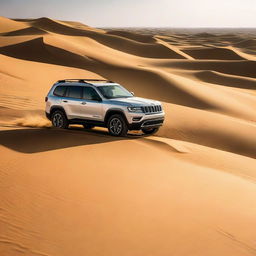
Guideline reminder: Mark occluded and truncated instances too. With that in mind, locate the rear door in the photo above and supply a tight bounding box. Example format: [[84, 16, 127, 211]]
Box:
[[79, 87, 104, 121], [61, 86, 83, 119]]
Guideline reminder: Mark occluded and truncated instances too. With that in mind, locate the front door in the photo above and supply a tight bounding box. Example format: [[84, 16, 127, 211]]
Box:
[[62, 86, 83, 119], [79, 87, 103, 121]]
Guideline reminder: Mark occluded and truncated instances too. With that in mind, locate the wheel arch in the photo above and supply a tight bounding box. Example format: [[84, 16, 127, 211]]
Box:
[[50, 106, 68, 119], [104, 108, 128, 124]]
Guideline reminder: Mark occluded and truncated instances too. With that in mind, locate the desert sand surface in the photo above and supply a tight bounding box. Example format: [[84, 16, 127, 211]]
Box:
[[0, 17, 256, 256]]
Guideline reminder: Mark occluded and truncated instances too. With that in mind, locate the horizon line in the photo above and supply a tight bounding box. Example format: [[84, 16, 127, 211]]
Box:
[[3, 16, 256, 30]]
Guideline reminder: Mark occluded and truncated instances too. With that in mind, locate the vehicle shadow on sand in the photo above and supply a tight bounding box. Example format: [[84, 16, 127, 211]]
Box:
[[0, 127, 145, 154]]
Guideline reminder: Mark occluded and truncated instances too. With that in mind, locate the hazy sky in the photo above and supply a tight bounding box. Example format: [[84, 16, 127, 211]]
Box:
[[1, 0, 256, 27]]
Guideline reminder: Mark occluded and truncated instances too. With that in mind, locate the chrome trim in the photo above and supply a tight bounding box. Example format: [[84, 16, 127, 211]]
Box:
[[141, 118, 164, 128], [141, 105, 162, 115]]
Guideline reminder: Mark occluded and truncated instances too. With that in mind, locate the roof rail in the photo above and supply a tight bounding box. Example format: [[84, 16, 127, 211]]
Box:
[[57, 79, 114, 84]]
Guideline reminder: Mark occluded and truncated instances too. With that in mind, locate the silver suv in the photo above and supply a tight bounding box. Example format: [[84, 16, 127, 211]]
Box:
[[45, 79, 165, 136]]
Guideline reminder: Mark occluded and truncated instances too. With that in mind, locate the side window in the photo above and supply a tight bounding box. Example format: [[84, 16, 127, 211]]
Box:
[[66, 86, 83, 99], [53, 86, 67, 97], [83, 87, 101, 101]]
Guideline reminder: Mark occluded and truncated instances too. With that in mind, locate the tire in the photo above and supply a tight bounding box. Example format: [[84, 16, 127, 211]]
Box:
[[83, 124, 95, 129], [142, 127, 159, 135], [51, 110, 69, 129], [107, 114, 128, 136]]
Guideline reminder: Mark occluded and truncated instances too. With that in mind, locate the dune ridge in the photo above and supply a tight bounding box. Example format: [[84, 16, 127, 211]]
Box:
[[2, 26, 48, 36], [0, 16, 256, 256]]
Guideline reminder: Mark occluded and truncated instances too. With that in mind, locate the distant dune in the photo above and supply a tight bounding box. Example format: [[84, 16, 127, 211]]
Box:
[[183, 47, 245, 60], [0, 16, 256, 256], [0, 16, 28, 33]]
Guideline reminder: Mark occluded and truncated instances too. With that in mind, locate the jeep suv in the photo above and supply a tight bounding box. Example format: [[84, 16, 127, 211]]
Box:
[[45, 79, 165, 136]]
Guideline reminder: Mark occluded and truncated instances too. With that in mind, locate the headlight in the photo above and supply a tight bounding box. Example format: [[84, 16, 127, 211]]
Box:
[[127, 106, 143, 113]]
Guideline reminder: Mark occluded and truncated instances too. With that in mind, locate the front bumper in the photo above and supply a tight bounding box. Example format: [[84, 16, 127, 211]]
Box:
[[126, 110, 165, 130], [128, 117, 164, 130]]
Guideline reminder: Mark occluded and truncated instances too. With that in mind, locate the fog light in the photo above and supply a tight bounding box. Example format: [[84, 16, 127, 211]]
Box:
[[132, 116, 142, 121]]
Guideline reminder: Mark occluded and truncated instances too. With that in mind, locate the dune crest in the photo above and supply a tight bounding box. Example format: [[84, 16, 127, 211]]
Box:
[[2, 26, 48, 36]]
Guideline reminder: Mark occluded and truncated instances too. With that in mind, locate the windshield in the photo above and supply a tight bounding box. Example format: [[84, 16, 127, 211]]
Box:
[[97, 84, 133, 99]]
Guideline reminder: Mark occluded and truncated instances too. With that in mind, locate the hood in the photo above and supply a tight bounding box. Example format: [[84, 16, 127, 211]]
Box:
[[109, 97, 161, 107]]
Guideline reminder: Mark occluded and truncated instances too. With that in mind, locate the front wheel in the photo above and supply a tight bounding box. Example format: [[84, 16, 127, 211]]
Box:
[[107, 114, 128, 136], [142, 127, 159, 135], [51, 110, 69, 129]]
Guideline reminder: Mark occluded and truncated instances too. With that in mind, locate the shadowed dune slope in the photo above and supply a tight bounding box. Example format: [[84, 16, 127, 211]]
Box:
[[183, 47, 245, 60], [192, 70, 256, 90], [149, 59, 256, 78], [233, 39, 256, 50], [2, 26, 47, 36], [0, 37, 95, 68], [107, 30, 157, 43], [194, 32, 217, 38]]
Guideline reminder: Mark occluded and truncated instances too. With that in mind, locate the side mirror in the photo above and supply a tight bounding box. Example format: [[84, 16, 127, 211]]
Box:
[[130, 91, 135, 96]]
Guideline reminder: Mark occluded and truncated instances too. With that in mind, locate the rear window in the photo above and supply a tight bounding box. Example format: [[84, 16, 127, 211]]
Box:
[[66, 86, 83, 99], [53, 86, 67, 97]]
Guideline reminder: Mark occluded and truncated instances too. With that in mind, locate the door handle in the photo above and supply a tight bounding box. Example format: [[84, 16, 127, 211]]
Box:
[[81, 102, 87, 105], [62, 100, 68, 103]]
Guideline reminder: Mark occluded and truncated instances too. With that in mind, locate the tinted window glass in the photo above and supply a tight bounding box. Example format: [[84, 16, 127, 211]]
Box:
[[83, 87, 101, 101], [97, 85, 132, 99], [53, 86, 67, 97], [66, 86, 83, 99]]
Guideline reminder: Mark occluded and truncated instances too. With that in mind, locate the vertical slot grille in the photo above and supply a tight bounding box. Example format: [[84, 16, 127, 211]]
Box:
[[142, 105, 162, 114]]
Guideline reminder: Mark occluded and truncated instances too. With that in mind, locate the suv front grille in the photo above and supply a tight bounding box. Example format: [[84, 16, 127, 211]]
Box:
[[142, 105, 162, 114]]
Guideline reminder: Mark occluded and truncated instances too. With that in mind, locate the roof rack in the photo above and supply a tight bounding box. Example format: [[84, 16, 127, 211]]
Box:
[[57, 79, 114, 84]]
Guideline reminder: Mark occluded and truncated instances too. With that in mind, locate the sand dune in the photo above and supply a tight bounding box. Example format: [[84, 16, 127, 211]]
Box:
[[85, 35, 188, 59], [2, 26, 47, 36], [29, 17, 91, 34], [107, 30, 157, 43], [145, 58, 256, 78], [0, 37, 93, 66], [183, 46, 245, 60], [0, 16, 27, 33], [28, 18, 187, 59], [1, 128, 256, 256], [194, 32, 217, 38], [160, 103, 256, 158], [233, 39, 256, 49], [189, 70, 256, 90], [1, 17, 256, 256]]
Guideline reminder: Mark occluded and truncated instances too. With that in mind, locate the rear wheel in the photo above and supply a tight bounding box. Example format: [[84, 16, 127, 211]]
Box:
[[51, 110, 69, 129], [107, 114, 128, 136], [83, 124, 95, 129], [142, 127, 159, 135]]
